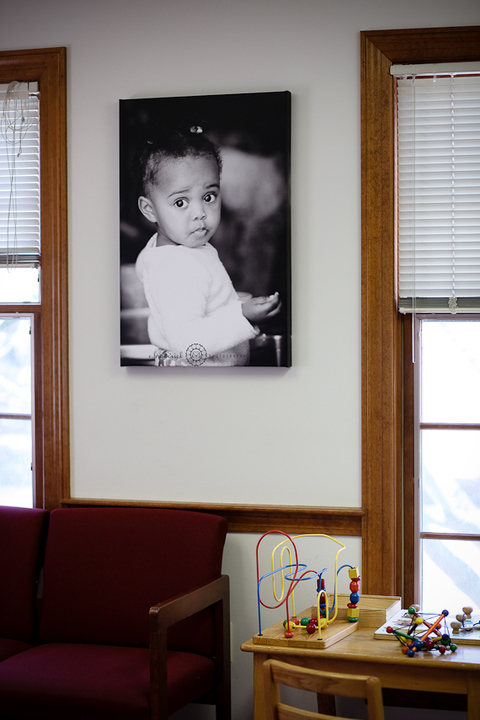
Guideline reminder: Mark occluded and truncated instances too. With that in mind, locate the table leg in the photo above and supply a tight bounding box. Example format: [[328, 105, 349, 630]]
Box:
[[467, 671, 480, 720], [252, 654, 267, 720]]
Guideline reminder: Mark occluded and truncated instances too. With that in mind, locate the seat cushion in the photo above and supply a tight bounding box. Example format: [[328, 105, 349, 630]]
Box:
[[0, 643, 214, 719], [39, 508, 227, 653], [0, 506, 49, 642], [0, 637, 32, 663]]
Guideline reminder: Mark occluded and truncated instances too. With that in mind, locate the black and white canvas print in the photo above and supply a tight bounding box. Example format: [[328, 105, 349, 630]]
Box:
[[120, 91, 291, 367]]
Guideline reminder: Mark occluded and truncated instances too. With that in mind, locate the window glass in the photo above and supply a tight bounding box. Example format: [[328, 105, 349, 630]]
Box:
[[0, 315, 33, 507], [422, 429, 480, 535], [0, 268, 39, 303], [0, 418, 33, 507], [0, 316, 32, 413], [422, 320, 480, 424], [422, 537, 480, 615], [419, 318, 480, 615]]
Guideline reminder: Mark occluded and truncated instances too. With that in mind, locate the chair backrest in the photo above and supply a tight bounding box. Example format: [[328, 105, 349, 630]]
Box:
[[0, 505, 49, 643], [38, 507, 227, 653], [263, 659, 385, 720]]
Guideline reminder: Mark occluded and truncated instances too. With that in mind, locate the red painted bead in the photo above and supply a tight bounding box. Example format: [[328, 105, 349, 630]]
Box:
[[306, 623, 316, 634]]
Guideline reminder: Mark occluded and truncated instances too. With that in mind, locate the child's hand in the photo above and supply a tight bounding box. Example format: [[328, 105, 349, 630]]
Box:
[[242, 292, 281, 324]]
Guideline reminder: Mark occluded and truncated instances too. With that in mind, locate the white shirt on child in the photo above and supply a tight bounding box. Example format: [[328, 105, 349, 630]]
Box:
[[136, 234, 258, 366]]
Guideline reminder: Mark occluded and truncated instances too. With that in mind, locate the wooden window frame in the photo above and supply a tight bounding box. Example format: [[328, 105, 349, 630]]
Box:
[[361, 26, 480, 598], [0, 48, 69, 509]]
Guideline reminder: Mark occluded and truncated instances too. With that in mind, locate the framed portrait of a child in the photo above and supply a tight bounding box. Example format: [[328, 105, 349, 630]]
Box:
[[119, 91, 291, 368]]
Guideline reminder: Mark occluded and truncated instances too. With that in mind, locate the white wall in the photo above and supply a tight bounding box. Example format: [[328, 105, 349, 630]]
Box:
[[2, 1, 479, 718]]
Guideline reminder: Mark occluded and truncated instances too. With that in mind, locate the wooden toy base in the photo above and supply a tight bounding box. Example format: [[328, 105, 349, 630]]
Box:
[[253, 611, 359, 650], [329, 594, 401, 627]]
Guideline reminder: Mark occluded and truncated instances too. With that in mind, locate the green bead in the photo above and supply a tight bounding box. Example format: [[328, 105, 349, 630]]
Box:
[[300, 617, 310, 626]]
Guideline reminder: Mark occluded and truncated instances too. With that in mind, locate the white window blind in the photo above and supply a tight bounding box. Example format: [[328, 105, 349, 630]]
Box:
[[0, 82, 40, 268], [394, 68, 480, 313]]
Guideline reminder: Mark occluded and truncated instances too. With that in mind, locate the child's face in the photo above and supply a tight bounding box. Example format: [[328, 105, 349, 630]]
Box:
[[138, 154, 221, 248]]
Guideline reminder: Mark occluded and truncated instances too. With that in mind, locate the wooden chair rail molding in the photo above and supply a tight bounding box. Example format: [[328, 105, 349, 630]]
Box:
[[62, 499, 363, 536]]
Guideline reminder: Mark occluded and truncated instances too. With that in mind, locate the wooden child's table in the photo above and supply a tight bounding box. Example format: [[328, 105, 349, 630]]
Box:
[[241, 615, 480, 719]]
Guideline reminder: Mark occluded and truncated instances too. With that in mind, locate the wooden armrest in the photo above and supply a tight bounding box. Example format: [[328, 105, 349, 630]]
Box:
[[149, 574, 230, 720], [149, 574, 229, 631]]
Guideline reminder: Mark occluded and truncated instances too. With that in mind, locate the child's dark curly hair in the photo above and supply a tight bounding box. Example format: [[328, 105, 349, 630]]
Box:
[[135, 124, 222, 196]]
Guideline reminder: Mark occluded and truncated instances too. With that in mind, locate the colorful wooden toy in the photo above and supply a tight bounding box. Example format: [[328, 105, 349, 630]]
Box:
[[386, 607, 457, 657], [255, 531, 360, 639]]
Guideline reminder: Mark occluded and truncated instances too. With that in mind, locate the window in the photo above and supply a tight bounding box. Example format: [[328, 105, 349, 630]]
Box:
[[0, 48, 69, 510], [394, 66, 480, 610], [360, 26, 480, 601]]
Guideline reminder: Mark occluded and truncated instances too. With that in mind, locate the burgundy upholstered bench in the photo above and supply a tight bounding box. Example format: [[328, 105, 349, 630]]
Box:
[[0, 506, 49, 663]]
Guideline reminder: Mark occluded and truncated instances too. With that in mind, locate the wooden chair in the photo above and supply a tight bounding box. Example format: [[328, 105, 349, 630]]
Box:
[[263, 658, 385, 720], [0, 507, 231, 720]]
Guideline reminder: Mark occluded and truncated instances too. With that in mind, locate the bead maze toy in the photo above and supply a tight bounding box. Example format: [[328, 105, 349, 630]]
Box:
[[253, 531, 362, 649]]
